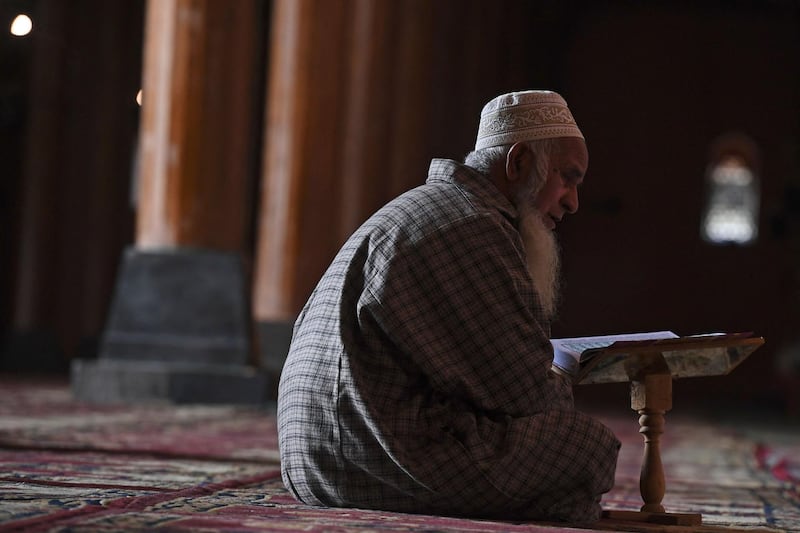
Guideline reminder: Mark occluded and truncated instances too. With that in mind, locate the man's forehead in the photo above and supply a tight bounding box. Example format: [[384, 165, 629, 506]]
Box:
[[554, 138, 588, 165]]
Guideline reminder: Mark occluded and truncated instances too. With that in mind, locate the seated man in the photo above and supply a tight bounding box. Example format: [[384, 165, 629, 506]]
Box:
[[277, 90, 620, 523]]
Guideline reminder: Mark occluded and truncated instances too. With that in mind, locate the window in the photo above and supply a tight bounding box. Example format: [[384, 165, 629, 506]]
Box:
[[701, 134, 760, 246]]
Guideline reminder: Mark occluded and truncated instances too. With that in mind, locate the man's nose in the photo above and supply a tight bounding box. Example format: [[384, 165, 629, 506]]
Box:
[[563, 187, 579, 214]]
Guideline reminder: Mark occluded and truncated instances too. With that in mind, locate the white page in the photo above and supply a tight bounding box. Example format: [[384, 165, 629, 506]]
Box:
[[550, 330, 678, 374]]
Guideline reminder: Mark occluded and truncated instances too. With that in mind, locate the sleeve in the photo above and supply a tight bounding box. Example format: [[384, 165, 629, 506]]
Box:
[[362, 212, 574, 417]]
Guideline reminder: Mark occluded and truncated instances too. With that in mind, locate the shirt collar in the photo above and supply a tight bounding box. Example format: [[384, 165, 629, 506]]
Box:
[[426, 158, 518, 221]]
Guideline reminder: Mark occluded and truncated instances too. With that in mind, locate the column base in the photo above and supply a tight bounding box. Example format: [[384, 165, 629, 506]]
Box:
[[255, 320, 294, 399], [71, 358, 267, 405], [70, 247, 265, 404]]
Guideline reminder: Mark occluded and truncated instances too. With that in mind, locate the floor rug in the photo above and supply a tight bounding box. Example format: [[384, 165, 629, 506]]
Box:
[[1, 378, 798, 532]]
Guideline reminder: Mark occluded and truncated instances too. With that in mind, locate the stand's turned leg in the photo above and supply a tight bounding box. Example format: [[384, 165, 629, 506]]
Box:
[[602, 369, 701, 526], [630, 373, 672, 513]]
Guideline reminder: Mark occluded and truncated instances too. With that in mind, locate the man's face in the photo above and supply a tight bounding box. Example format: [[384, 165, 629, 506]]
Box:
[[533, 137, 588, 230]]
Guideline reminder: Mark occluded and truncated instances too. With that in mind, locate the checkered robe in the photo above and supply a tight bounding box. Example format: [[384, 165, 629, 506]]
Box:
[[277, 159, 620, 522]]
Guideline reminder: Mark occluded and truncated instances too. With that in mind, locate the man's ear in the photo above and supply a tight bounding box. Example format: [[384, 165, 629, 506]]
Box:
[[505, 142, 534, 183]]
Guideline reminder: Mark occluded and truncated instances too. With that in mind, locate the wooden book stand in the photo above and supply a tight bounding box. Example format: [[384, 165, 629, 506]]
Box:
[[577, 335, 765, 526]]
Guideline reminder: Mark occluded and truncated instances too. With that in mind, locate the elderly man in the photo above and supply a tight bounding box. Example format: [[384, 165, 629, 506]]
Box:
[[277, 90, 620, 523]]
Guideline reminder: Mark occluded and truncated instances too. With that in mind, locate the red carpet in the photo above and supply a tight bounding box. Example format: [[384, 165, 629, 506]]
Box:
[[0, 378, 798, 532]]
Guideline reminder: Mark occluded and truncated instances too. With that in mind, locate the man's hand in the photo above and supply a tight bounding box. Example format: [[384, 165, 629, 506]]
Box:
[[550, 364, 574, 383]]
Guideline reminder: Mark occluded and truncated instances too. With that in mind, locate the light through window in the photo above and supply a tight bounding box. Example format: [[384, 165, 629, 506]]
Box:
[[701, 136, 760, 246]]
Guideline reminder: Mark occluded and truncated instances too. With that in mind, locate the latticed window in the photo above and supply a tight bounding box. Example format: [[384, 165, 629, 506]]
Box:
[[701, 135, 760, 246]]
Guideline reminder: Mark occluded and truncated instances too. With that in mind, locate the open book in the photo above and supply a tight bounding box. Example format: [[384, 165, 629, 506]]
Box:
[[551, 331, 679, 375], [550, 331, 760, 384]]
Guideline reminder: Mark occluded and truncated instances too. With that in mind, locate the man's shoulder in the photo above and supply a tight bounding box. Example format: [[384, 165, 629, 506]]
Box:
[[369, 181, 497, 240], [378, 160, 499, 221], [425, 158, 485, 191], [339, 159, 517, 256]]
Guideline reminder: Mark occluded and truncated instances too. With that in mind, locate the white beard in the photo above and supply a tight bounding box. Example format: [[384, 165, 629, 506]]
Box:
[[517, 207, 562, 320]]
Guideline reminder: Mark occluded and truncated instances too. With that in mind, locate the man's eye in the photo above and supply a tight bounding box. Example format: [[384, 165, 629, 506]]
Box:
[[559, 171, 575, 184], [561, 172, 582, 187]]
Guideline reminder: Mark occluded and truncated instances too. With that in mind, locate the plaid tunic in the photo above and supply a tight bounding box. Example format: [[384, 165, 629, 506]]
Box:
[[277, 159, 620, 522]]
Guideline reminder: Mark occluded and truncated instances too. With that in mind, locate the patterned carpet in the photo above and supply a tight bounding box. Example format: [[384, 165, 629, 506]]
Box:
[[0, 378, 798, 532]]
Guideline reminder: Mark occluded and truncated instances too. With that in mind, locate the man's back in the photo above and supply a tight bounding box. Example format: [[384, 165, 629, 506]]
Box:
[[277, 158, 620, 521]]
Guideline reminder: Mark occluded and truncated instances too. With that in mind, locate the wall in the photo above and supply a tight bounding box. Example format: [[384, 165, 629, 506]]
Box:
[[556, 2, 800, 409], [1, 0, 144, 371]]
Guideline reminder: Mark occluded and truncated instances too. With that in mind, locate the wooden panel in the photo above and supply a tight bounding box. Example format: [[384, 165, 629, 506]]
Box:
[[12, 0, 143, 360]]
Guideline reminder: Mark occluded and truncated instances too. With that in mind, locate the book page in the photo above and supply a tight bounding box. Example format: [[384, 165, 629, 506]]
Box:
[[551, 330, 678, 375]]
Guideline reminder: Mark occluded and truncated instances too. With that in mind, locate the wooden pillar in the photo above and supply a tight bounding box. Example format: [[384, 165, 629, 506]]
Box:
[[137, 0, 258, 251], [71, 0, 267, 404], [252, 0, 442, 384], [253, 0, 348, 325], [253, 0, 349, 383], [337, 0, 400, 235]]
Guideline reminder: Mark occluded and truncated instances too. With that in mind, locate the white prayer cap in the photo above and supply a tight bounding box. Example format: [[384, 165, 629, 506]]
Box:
[[475, 90, 584, 150]]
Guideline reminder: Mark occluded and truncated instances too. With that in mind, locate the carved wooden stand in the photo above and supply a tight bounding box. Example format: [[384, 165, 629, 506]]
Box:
[[579, 335, 765, 527]]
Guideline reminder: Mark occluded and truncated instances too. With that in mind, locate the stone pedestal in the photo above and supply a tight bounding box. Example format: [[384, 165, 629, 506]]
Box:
[[255, 320, 294, 399], [71, 359, 265, 405], [71, 248, 266, 404]]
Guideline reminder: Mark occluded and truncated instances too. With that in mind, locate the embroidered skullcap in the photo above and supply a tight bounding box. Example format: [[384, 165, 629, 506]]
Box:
[[475, 90, 584, 150]]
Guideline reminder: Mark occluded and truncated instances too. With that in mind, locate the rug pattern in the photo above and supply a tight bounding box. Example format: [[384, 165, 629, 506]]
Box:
[[0, 379, 798, 532]]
